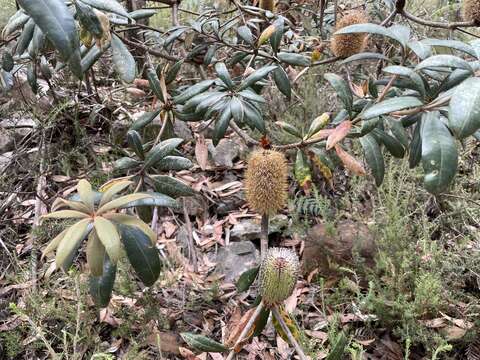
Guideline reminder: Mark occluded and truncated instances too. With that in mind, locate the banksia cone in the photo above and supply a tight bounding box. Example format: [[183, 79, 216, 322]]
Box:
[[245, 150, 288, 216], [259, 0, 275, 12], [331, 11, 368, 58], [462, 0, 480, 23], [259, 247, 300, 306]]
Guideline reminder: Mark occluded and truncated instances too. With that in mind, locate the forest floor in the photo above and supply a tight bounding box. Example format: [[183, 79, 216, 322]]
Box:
[[1, 65, 480, 359]]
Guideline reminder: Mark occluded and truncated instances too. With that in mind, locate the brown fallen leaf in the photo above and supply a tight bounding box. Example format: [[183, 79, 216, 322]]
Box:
[[195, 134, 209, 170]]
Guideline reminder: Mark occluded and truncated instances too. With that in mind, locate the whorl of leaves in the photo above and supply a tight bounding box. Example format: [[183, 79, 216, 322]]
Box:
[[245, 149, 288, 216], [331, 11, 368, 58]]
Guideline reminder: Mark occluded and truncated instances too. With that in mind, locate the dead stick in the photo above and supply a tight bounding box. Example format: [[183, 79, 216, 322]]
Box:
[[272, 306, 308, 360], [225, 302, 264, 360], [260, 214, 269, 258]]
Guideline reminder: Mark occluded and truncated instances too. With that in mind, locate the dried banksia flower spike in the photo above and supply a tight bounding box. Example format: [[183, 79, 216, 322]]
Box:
[[259, 247, 300, 307], [462, 0, 480, 23], [245, 149, 288, 255], [331, 11, 369, 58], [245, 149, 288, 216]]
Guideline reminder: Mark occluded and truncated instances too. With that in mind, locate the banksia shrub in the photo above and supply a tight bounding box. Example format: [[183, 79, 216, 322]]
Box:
[[259, 247, 300, 306], [462, 0, 480, 23], [245, 149, 288, 216], [259, 0, 275, 12], [331, 11, 368, 58]]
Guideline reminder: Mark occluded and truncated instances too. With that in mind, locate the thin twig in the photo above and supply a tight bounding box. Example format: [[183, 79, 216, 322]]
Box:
[[401, 10, 477, 29], [182, 198, 198, 273], [225, 301, 264, 360], [272, 306, 308, 360]]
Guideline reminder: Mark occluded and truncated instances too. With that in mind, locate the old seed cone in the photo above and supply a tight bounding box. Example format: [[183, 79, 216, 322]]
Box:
[[245, 149, 288, 216], [331, 11, 368, 58], [463, 0, 480, 23]]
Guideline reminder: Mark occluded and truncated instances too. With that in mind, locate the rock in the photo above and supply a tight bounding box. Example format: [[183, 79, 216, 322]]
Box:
[[303, 220, 376, 274], [216, 191, 245, 215], [213, 241, 260, 282], [173, 121, 193, 140], [208, 139, 240, 168], [230, 214, 289, 241], [111, 116, 131, 144], [0, 117, 36, 153]]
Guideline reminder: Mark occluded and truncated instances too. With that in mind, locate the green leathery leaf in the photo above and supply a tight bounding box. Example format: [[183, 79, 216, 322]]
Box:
[[324, 73, 353, 113], [129, 8, 157, 20], [86, 230, 105, 277], [415, 55, 472, 73], [15, 18, 35, 56], [215, 62, 234, 89], [2, 53, 14, 72], [89, 254, 116, 307], [273, 66, 291, 99], [78, 0, 129, 18], [180, 333, 228, 353], [56, 218, 92, 271], [150, 175, 195, 198], [156, 156, 193, 171], [117, 224, 161, 286], [252, 307, 270, 337], [81, 44, 105, 73], [421, 39, 477, 58], [409, 120, 422, 169], [359, 134, 384, 186], [238, 89, 266, 103], [421, 111, 458, 194], [340, 52, 390, 65], [114, 157, 141, 171], [75, 0, 103, 37], [372, 129, 405, 158], [111, 34, 136, 83], [129, 109, 161, 131], [361, 97, 423, 120], [2, 10, 30, 39], [165, 59, 184, 84], [230, 96, 244, 123], [386, 117, 409, 150], [27, 64, 37, 94], [18, 0, 82, 78], [407, 40, 432, 60], [118, 192, 178, 209], [238, 65, 277, 91], [448, 77, 480, 139], [382, 65, 426, 97], [276, 121, 302, 138], [127, 130, 144, 159], [94, 217, 122, 263], [146, 66, 164, 102], [144, 138, 184, 169], [242, 100, 265, 133], [236, 266, 259, 292], [334, 23, 406, 47], [28, 26, 45, 58], [213, 104, 232, 146], [237, 25, 254, 45], [277, 52, 310, 67], [173, 80, 215, 105]]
